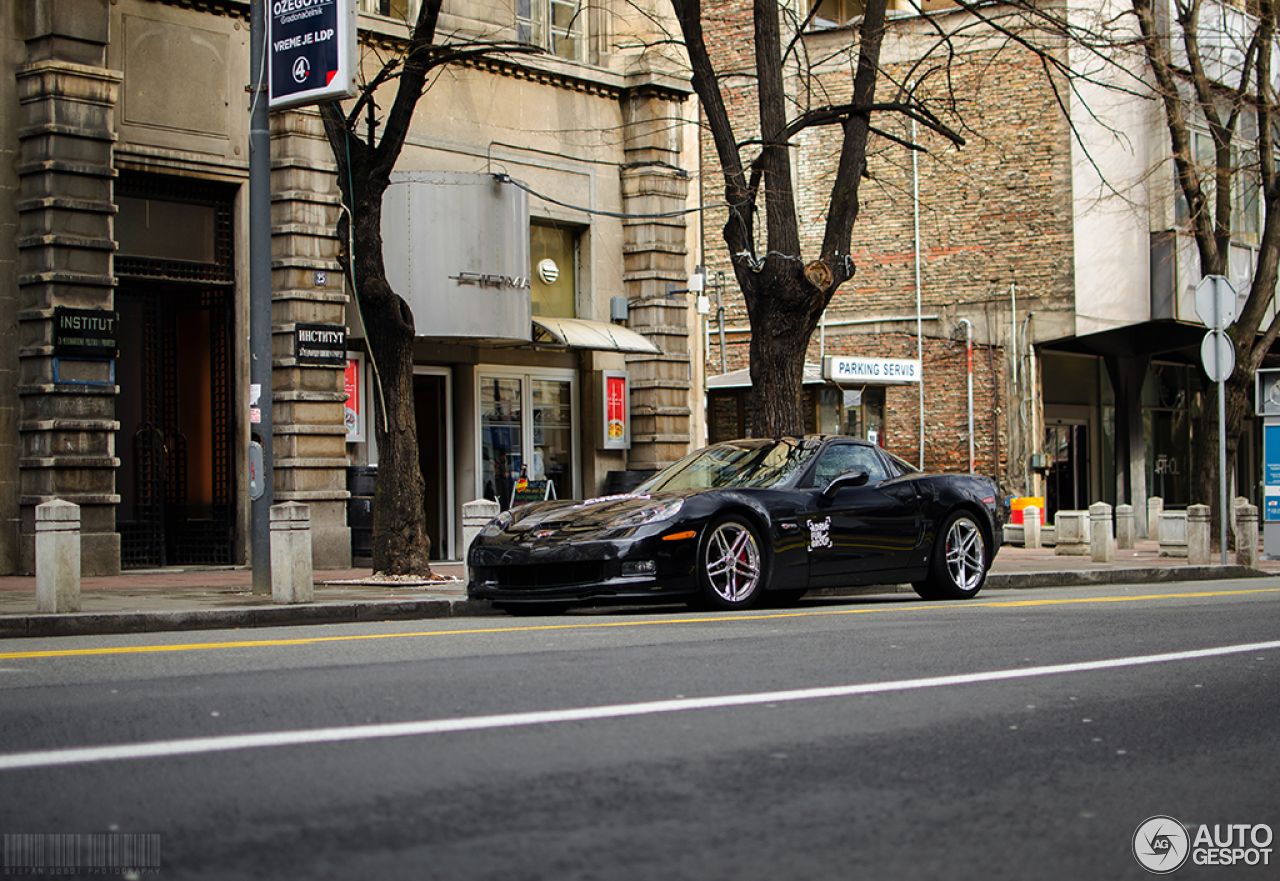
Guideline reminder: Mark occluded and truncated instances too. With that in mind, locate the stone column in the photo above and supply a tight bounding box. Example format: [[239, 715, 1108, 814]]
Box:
[[1147, 497, 1163, 544], [1116, 504, 1135, 550], [271, 502, 313, 604], [1237, 503, 1260, 569], [35, 499, 80, 612], [1187, 504, 1210, 566], [1023, 505, 1041, 550], [1089, 502, 1114, 563], [15, 0, 122, 575], [268, 109, 351, 569], [619, 71, 694, 475]]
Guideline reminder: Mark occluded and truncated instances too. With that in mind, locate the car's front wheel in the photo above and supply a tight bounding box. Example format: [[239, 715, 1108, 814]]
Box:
[[913, 510, 988, 600], [695, 515, 766, 610]]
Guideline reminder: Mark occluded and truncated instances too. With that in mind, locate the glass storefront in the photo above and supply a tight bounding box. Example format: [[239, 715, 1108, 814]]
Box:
[[480, 369, 577, 509]]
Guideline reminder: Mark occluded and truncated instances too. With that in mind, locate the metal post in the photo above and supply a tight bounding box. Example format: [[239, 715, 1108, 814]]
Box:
[[250, 0, 274, 593], [1218, 371, 1228, 566], [959, 318, 974, 473]]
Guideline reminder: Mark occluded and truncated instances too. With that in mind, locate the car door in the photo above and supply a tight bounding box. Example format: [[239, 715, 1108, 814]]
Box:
[[802, 443, 924, 585]]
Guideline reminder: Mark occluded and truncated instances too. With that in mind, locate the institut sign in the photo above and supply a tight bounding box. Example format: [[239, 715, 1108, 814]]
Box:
[[823, 355, 922, 385]]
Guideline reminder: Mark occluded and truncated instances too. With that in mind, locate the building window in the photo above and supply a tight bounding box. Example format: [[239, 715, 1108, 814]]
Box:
[[518, 0, 585, 61], [359, 0, 419, 21], [531, 222, 577, 318]]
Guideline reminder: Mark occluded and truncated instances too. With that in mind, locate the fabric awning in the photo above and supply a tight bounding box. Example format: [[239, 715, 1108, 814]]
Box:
[[706, 362, 826, 390], [531, 316, 661, 355]]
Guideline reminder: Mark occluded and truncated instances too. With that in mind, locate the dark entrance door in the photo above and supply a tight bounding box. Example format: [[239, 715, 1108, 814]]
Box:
[[1044, 422, 1089, 520], [116, 286, 234, 568], [415, 373, 448, 561]]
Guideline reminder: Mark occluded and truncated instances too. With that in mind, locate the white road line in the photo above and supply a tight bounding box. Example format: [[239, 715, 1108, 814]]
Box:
[[2, 640, 1277, 772]]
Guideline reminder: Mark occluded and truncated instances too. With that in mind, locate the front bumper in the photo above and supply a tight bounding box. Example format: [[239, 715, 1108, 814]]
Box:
[[467, 530, 700, 604]]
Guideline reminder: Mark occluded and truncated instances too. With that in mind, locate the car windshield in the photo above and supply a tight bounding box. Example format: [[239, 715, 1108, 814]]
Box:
[[638, 439, 821, 492]]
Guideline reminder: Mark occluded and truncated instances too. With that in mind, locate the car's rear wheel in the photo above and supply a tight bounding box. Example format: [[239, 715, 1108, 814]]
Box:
[[695, 515, 766, 610], [913, 510, 988, 600]]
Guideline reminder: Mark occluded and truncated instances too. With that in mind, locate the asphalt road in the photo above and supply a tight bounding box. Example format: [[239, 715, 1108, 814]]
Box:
[[0, 580, 1277, 880]]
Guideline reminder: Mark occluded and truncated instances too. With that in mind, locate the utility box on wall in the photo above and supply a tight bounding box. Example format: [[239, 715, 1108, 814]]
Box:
[[382, 172, 531, 343]]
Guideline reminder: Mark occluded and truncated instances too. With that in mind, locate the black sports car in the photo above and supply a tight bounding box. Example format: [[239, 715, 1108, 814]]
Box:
[[468, 436, 1003, 613]]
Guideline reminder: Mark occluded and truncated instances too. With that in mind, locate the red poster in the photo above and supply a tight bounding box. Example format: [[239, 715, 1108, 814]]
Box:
[[606, 374, 626, 443], [344, 357, 362, 440]]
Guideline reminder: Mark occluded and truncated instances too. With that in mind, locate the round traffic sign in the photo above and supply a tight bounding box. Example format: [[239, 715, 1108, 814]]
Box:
[[1201, 329, 1235, 382]]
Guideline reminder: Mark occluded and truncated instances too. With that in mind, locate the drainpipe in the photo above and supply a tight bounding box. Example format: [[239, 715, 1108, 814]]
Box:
[[958, 318, 974, 473], [912, 119, 925, 469]]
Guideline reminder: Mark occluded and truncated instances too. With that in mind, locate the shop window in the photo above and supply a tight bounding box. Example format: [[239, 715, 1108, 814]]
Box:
[[531, 222, 577, 318], [518, 0, 585, 61], [480, 370, 577, 509]]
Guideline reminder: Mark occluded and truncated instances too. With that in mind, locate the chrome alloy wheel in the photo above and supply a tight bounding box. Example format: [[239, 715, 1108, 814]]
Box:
[[944, 516, 986, 592], [704, 520, 762, 603]]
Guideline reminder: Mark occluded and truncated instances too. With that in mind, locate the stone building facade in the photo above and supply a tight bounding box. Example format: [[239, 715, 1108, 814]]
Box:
[[0, 0, 701, 575]]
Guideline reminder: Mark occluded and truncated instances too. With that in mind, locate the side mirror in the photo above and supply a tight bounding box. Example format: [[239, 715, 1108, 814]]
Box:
[[822, 469, 869, 499]]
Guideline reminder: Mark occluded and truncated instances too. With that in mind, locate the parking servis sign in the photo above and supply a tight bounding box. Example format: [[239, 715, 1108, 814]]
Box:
[[269, 0, 357, 110]]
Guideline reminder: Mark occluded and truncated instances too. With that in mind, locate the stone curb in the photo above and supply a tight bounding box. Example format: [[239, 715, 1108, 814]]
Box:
[[0, 567, 1273, 640], [0, 599, 497, 640]]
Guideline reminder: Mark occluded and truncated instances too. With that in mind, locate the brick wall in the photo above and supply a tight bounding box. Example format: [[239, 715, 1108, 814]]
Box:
[[698, 5, 1077, 488]]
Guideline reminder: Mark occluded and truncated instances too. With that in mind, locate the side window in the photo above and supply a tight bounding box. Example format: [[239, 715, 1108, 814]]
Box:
[[808, 445, 887, 487]]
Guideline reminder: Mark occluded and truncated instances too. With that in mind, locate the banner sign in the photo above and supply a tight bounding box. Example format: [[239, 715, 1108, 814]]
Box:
[[602, 371, 630, 450], [53, 308, 118, 358], [1265, 423, 1280, 522], [823, 355, 921, 385], [294, 323, 346, 366], [269, 0, 358, 110], [344, 353, 364, 442]]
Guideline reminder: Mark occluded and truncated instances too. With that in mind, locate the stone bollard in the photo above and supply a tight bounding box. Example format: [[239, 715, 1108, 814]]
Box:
[[1023, 505, 1042, 550], [36, 499, 81, 613], [1158, 511, 1188, 557], [1237, 503, 1260, 568], [1187, 504, 1211, 566], [1054, 510, 1089, 555], [1147, 496, 1163, 542], [1116, 504, 1135, 550], [1090, 502, 1115, 563], [462, 498, 502, 558], [271, 502, 314, 604]]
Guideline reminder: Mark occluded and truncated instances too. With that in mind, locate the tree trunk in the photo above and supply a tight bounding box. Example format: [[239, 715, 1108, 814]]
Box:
[[744, 265, 827, 437], [1192, 361, 1250, 550]]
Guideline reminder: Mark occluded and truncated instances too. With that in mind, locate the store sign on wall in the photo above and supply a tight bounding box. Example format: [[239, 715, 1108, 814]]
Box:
[[295, 323, 346, 366], [53, 308, 118, 358], [823, 355, 921, 385], [1265, 423, 1280, 522]]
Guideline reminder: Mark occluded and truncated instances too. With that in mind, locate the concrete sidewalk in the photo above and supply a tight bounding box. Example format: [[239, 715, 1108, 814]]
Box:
[[0, 541, 1275, 639]]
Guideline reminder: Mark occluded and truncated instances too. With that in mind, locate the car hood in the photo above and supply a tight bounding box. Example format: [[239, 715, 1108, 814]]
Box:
[[504, 492, 689, 532]]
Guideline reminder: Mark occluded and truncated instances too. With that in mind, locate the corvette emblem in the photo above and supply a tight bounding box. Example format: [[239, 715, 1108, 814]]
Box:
[[532, 529, 556, 539]]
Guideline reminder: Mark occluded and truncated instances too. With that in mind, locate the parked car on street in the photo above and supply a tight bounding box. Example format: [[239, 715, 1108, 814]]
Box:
[[468, 436, 1003, 614]]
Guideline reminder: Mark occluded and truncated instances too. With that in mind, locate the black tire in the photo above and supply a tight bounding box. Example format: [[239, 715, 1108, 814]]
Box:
[[694, 515, 767, 610], [913, 511, 989, 600]]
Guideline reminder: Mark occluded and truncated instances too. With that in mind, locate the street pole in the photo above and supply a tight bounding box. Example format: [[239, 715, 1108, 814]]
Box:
[[250, 0, 273, 593]]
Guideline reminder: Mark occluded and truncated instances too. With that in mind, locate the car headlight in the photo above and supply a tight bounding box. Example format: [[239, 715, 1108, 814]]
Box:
[[608, 499, 684, 530], [479, 510, 514, 538]]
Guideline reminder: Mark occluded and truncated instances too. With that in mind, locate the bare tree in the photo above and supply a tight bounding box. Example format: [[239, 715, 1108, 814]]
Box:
[[318, 2, 537, 575], [1130, 0, 1280, 536], [670, 0, 963, 438]]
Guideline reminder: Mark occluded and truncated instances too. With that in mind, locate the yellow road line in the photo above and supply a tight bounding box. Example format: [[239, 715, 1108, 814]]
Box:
[[2, 586, 1277, 660]]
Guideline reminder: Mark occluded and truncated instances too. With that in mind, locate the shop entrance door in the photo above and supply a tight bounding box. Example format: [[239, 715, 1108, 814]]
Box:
[[414, 369, 453, 560], [116, 285, 234, 568], [1043, 421, 1090, 520]]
